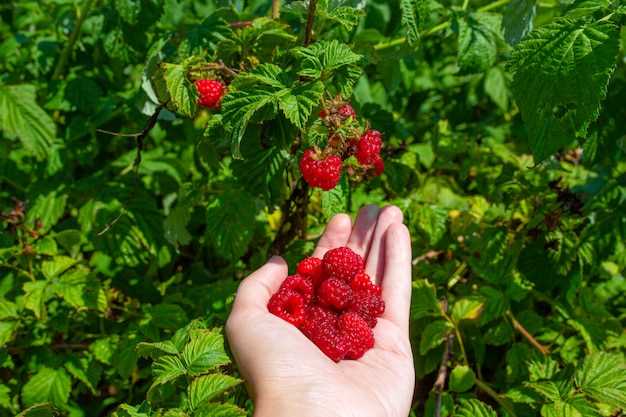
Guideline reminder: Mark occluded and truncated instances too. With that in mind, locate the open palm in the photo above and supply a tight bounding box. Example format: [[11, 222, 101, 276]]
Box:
[[226, 206, 415, 417]]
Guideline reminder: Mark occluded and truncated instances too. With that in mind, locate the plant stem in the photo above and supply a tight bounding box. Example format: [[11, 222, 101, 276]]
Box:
[[443, 312, 469, 366], [507, 310, 550, 356], [475, 378, 518, 417], [52, 0, 97, 79], [304, 0, 318, 46], [373, 0, 512, 51], [272, 0, 281, 19], [270, 180, 310, 255]]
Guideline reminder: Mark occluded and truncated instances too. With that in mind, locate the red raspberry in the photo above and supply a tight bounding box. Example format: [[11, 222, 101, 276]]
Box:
[[318, 278, 353, 310], [356, 130, 382, 166], [195, 79, 225, 109], [338, 104, 356, 119], [349, 291, 385, 328], [319, 109, 329, 118], [296, 257, 325, 287], [322, 247, 364, 283], [372, 156, 384, 176], [268, 290, 306, 327], [301, 306, 346, 362], [279, 275, 314, 304], [339, 312, 374, 359], [299, 148, 342, 190], [350, 272, 382, 296]]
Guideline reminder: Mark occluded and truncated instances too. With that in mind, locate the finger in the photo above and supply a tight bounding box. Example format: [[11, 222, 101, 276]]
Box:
[[364, 205, 404, 284], [347, 205, 380, 258], [311, 213, 352, 258], [380, 223, 412, 332], [232, 256, 288, 311]]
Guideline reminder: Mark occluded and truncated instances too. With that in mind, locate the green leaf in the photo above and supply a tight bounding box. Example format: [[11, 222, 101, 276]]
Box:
[[455, 399, 497, 417], [419, 320, 452, 355], [410, 279, 440, 320], [55, 267, 107, 311], [502, 0, 536, 45], [148, 303, 188, 330], [0, 320, 18, 347], [294, 40, 362, 96], [22, 367, 72, 408], [23, 281, 49, 320], [26, 190, 68, 234], [451, 297, 485, 322], [232, 146, 288, 201], [540, 396, 600, 417], [509, 17, 619, 161], [401, 0, 420, 46], [575, 352, 626, 409], [164, 63, 197, 117], [414, 204, 447, 245], [148, 355, 186, 397], [65, 356, 102, 395], [457, 12, 502, 74], [194, 403, 247, 417], [0, 299, 18, 319], [565, 0, 610, 18], [449, 365, 476, 392], [115, 0, 141, 24], [484, 66, 509, 112], [205, 190, 256, 260], [136, 341, 179, 358], [321, 176, 348, 220], [16, 403, 57, 417], [41, 256, 78, 280], [188, 374, 241, 410], [0, 84, 56, 160], [181, 329, 230, 375], [277, 81, 324, 128]]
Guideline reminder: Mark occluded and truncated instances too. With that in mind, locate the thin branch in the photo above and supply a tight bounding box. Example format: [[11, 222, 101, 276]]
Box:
[[507, 310, 550, 356], [52, 0, 97, 79], [303, 0, 318, 46], [230, 20, 253, 29], [270, 180, 310, 255], [434, 299, 452, 417], [96, 129, 142, 138], [272, 0, 281, 19], [133, 104, 164, 171]]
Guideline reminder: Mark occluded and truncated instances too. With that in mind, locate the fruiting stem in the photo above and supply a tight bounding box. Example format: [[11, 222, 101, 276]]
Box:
[[272, 0, 281, 19], [52, 0, 97, 79], [304, 0, 318, 46], [507, 310, 550, 356]]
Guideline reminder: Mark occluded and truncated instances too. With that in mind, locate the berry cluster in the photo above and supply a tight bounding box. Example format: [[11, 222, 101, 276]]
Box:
[[195, 79, 225, 109], [299, 99, 385, 191], [267, 247, 385, 361]]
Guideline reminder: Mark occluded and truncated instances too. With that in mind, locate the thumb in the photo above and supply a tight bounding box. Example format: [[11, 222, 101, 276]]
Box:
[[232, 256, 288, 311]]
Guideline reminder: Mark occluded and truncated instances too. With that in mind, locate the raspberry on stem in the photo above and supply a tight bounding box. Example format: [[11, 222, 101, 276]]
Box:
[[195, 79, 225, 109], [356, 129, 383, 166], [299, 148, 342, 190]]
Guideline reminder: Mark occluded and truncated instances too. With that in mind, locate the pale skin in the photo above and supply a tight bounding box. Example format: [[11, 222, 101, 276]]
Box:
[[226, 205, 415, 417]]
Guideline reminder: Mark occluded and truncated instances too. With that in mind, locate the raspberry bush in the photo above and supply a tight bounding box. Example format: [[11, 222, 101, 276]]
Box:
[[0, 0, 625, 416]]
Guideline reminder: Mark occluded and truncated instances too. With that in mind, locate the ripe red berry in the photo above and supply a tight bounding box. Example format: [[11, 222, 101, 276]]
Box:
[[350, 272, 382, 296], [318, 278, 353, 310], [301, 306, 346, 362], [356, 129, 382, 166], [268, 290, 306, 327], [322, 247, 365, 282], [349, 291, 385, 328], [299, 148, 342, 190], [372, 156, 384, 176], [338, 104, 356, 119], [195, 79, 225, 109], [296, 257, 325, 287], [339, 312, 374, 359], [279, 275, 314, 304]]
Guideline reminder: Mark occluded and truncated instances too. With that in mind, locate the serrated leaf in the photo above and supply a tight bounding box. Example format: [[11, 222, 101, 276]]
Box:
[[401, 0, 420, 46], [0, 299, 18, 319], [26, 190, 68, 234], [194, 403, 247, 417], [16, 403, 57, 417], [502, 0, 536, 45], [115, 0, 141, 24], [509, 17, 619, 161], [455, 399, 497, 417], [164, 63, 197, 117], [410, 279, 440, 320], [148, 303, 188, 330], [22, 368, 71, 408], [232, 146, 288, 200], [449, 365, 476, 392], [575, 352, 626, 409], [457, 12, 502, 74], [540, 396, 600, 417], [41, 256, 78, 280], [64, 356, 101, 395], [181, 329, 230, 375], [205, 189, 256, 260], [277, 81, 324, 128], [188, 374, 241, 410], [136, 341, 179, 358], [414, 204, 447, 245], [419, 320, 452, 355], [23, 280, 49, 320], [0, 84, 56, 160], [565, 0, 610, 18], [0, 320, 18, 347], [321, 176, 348, 220], [55, 266, 107, 312], [148, 355, 186, 398]]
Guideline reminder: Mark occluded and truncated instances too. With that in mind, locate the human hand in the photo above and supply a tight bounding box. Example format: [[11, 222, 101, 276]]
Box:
[[226, 205, 414, 417]]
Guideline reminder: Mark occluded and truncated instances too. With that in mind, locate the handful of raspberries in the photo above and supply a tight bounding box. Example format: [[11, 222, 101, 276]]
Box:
[[267, 247, 385, 362]]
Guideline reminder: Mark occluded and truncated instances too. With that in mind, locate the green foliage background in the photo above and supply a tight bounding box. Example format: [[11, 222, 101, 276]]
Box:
[[1, 0, 625, 416]]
